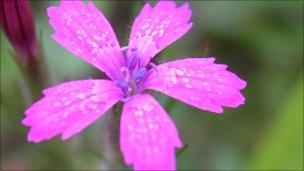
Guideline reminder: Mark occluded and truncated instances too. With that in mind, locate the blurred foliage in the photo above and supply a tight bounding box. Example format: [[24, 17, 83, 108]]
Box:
[[1, 1, 303, 170], [247, 74, 303, 170]]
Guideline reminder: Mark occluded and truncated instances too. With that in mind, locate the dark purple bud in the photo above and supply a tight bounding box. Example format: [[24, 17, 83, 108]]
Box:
[[0, 0, 39, 62]]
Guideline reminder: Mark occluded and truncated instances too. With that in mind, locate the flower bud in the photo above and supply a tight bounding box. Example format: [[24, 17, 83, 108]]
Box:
[[0, 0, 39, 63]]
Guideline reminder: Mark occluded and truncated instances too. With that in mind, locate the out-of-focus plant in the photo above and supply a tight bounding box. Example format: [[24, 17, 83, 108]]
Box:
[[0, 0, 38, 61], [246, 74, 303, 170], [0, 0, 48, 99]]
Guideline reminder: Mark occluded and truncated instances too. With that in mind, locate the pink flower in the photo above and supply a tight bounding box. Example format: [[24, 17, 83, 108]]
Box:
[[23, 1, 246, 170]]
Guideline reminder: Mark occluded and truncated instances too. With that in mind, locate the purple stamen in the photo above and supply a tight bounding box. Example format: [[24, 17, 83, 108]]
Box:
[[116, 48, 148, 97]]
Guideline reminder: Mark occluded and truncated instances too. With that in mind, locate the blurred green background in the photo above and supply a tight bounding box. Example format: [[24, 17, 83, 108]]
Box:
[[1, 1, 303, 170]]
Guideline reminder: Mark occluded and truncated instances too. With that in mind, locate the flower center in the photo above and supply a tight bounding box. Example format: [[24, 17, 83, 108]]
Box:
[[116, 48, 148, 99]]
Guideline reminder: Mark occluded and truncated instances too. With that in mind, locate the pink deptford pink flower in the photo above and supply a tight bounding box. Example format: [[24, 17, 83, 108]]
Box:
[[23, 1, 246, 170]]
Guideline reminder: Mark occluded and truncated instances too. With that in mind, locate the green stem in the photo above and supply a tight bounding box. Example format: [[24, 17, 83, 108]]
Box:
[[101, 102, 125, 170], [10, 49, 49, 102]]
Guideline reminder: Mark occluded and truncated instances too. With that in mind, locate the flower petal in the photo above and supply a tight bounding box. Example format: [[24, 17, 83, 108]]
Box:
[[23, 79, 123, 142], [47, 1, 124, 79], [120, 94, 182, 170], [128, 1, 192, 67], [142, 57, 247, 113]]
